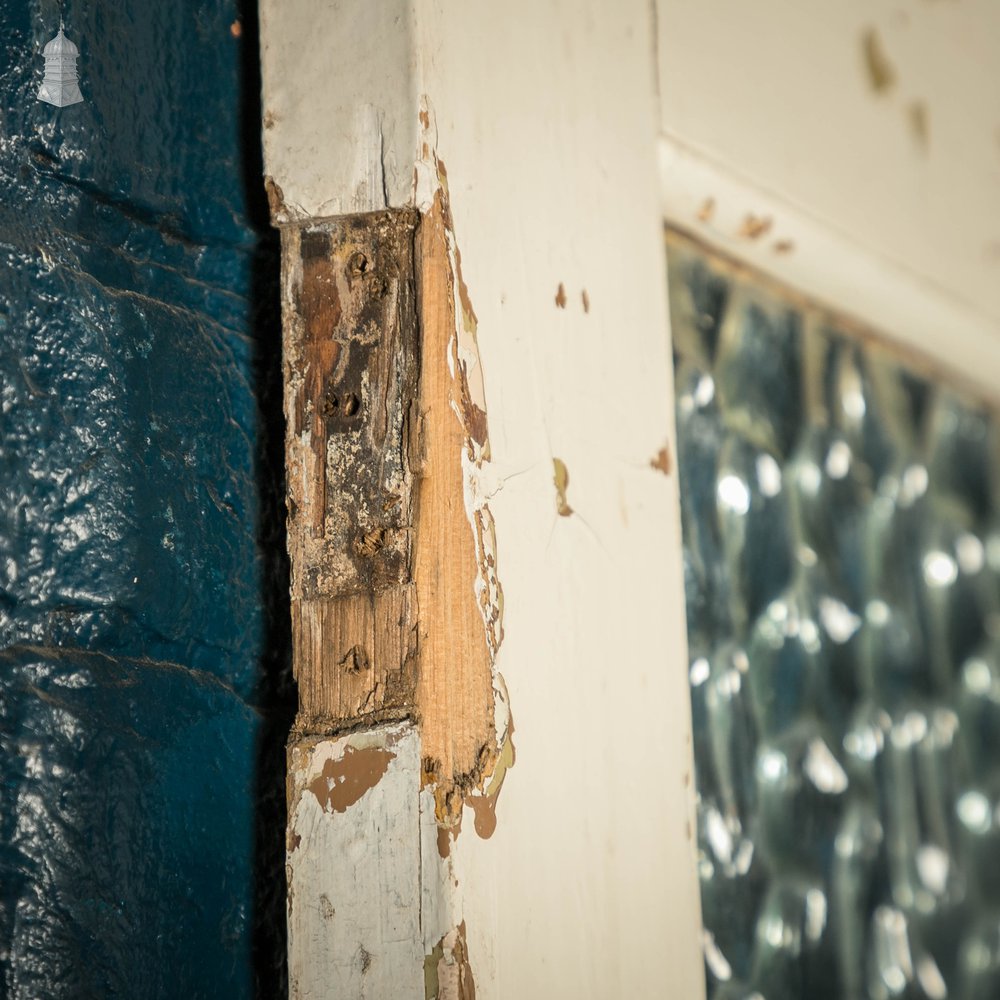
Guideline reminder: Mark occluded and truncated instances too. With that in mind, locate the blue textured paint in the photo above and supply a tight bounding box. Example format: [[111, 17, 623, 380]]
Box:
[[0, 2, 285, 996]]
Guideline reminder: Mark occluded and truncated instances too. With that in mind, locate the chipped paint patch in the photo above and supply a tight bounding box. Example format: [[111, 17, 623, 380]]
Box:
[[264, 175, 285, 218], [862, 27, 896, 95], [425, 923, 477, 1000], [554, 282, 567, 308], [908, 100, 930, 151], [307, 746, 395, 813], [553, 457, 573, 516], [650, 445, 672, 476], [466, 714, 516, 839], [737, 213, 772, 240], [424, 939, 445, 999]]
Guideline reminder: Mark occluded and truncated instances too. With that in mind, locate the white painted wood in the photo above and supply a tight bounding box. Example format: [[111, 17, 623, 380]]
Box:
[[264, 2, 706, 996], [658, 134, 1000, 400], [287, 724, 424, 1000], [656, 0, 1000, 327], [259, 0, 416, 221], [411, 3, 703, 997]]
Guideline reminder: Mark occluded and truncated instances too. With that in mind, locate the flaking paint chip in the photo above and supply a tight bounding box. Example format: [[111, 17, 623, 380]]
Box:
[[553, 458, 573, 516], [738, 214, 772, 240], [908, 100, 929, 151], [862, 27, 896, 94], [650, 446, 672, 476]]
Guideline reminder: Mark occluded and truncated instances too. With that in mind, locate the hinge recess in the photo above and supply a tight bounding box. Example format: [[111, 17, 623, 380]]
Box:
[[281, 209, 421, 732]]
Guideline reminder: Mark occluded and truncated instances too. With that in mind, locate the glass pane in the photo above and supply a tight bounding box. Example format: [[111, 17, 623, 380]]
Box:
[[669, 233, 1000, 1000]]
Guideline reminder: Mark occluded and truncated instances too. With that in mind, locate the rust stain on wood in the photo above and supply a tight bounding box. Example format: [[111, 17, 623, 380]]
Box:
[[581, 289, 590, 313], [554, 282, 567, 308], [306, 746, 395, 814]]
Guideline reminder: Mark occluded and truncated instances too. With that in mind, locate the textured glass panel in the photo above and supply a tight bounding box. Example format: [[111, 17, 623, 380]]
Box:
[[669, 233, 1000, 1000]]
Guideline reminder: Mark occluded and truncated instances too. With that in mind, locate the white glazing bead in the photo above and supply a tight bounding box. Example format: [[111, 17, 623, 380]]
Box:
[[37, 28, 84, 108]]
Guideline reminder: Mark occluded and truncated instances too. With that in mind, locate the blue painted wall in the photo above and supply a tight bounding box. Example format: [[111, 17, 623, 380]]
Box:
[[0, 2, 290, 996]]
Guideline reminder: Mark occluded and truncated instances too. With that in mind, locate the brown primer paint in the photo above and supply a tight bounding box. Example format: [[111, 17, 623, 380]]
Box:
[[553, 458, 573, 516], [908, 100, 930, 151], [264, 176, 285, 218], [467, 795, 499, 840], [426, 922, 477, 1000], [650, 445, 672, 476], [862, 26, 896, 95], [306, 746, 395, 814], [737, 214, 773, 240]]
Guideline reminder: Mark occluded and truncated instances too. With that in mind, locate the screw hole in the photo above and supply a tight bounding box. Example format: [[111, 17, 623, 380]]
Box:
[[323, 390, 360, 419], [340, 645, 369, 674]]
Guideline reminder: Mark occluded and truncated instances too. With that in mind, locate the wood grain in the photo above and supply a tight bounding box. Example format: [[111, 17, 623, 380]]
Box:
[[282, 210, 421, 731], [282, 199, 502, 816], [414, 189, 498, 823]]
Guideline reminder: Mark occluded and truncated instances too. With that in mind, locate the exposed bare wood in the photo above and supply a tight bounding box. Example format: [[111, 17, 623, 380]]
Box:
[[414, 186, 499, 826], [281, 192, 506, 825], [292, 589, 418, 731]]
